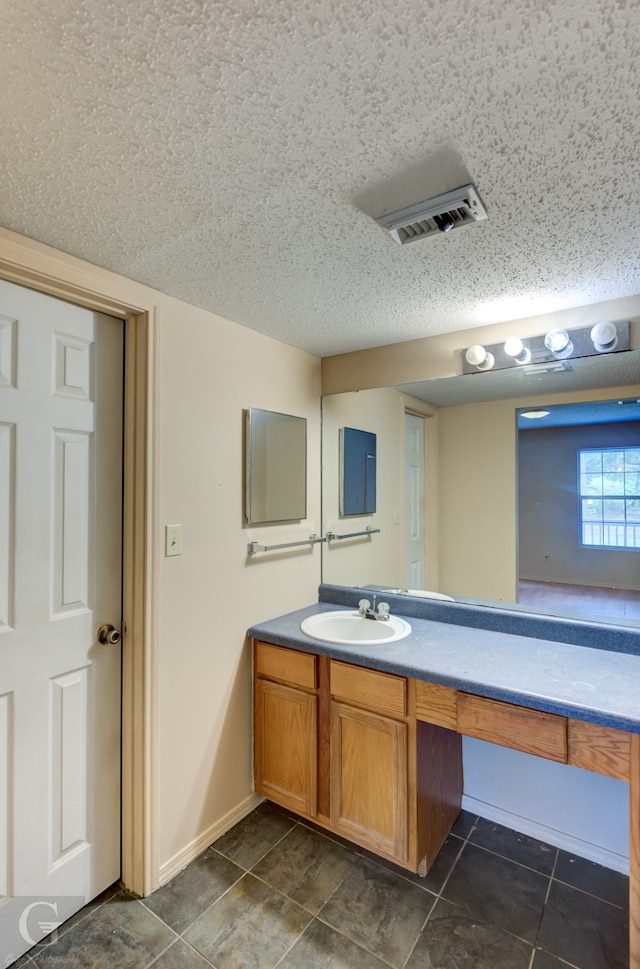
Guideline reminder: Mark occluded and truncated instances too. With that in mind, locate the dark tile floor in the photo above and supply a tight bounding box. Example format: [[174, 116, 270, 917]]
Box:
[[16, 803, 630, 969]]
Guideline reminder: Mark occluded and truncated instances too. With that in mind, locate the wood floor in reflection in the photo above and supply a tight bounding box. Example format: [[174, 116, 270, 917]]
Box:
[[518, 580, 640, 620]]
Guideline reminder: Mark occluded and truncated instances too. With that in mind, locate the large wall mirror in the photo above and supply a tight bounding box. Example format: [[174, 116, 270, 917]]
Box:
[[245, 407, 307, 524], [321, 338, 640, 627]]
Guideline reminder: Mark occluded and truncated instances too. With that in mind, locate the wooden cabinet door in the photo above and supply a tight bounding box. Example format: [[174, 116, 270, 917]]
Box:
[[254, 678, 317, 816], [330, 701, 408, 864]]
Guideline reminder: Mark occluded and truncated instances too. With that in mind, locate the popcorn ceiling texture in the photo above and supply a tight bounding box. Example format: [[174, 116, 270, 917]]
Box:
[[1, 0, 640, 355]]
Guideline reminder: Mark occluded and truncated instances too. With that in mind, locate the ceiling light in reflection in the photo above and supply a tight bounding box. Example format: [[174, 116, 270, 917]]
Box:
[[520, 410, 550, 419]]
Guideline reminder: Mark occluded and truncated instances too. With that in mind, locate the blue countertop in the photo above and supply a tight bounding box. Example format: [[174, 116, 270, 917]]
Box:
[[248, 586, 640, 734]]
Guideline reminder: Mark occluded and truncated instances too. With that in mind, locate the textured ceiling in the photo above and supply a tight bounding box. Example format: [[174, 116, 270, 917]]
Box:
[[2, 0, 640, 357]]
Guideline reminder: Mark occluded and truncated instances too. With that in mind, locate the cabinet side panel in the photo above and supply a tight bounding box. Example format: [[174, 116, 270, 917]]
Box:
[[417, 720, 463, 872]]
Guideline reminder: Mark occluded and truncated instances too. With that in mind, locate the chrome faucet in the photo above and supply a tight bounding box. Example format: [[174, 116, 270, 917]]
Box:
[[358, 597, 391, 621]]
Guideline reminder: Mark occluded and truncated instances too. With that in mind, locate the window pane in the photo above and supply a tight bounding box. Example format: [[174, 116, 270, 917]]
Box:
[[582, 498, 601, 521], [627, 499, 640, 522], [580, 452, 602, 473], [625, 472, 640, 495], [581, 473, 602, 496], [603, 499, 625, 521], [602, 451, 624, 472], [624, 449, 640, 472], [602, 473, 625, 496]]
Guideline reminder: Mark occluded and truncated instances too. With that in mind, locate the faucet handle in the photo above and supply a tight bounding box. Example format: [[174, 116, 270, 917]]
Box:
[[377, 601, 390, 618], [358, 598, 371, 616]]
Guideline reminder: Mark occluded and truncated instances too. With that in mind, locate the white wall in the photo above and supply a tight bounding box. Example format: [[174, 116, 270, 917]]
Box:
[[462, 739, 629, 872]]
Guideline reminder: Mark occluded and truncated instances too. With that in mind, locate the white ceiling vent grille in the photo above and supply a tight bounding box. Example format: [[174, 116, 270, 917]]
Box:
[[376, 184, 488, 244]]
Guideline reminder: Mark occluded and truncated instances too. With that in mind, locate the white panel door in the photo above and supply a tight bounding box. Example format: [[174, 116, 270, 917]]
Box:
[[0, 280, 123, 964], [404, 413, 425, 588]]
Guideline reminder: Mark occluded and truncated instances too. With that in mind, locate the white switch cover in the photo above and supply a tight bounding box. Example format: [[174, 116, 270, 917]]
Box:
[[165, 524, 183, 557]]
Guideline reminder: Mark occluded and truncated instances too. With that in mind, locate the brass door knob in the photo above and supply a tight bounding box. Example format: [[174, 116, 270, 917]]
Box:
[[97, 623, 122, 646]]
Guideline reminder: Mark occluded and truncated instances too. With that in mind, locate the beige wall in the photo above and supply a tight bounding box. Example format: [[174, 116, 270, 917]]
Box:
[[322, 388, 406, 588], [0, 228, 322, 888], [438, 399, 518, 602], [157, 298, 321, 869]]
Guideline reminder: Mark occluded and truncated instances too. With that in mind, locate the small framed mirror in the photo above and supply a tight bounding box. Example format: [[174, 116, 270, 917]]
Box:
[[245, 408, 307, 524]]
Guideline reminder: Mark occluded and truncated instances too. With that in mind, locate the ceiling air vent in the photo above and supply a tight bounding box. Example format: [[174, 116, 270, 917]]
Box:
[[376, 184, 488, 244]]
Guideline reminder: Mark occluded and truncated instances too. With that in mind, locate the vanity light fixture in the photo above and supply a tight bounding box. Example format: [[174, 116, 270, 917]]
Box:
[[462, 320, 630, 375]]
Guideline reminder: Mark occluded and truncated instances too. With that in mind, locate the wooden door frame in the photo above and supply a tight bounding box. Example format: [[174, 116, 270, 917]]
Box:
[[0, 228, 158, 897]]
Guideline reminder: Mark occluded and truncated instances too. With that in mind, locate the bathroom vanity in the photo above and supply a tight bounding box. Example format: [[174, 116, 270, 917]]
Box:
[[254, 639, 461, 872], [249, 585, 640, 966]]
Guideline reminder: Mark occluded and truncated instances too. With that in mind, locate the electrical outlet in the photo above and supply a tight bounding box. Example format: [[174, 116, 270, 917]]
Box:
[[165, 524, 183, 557]]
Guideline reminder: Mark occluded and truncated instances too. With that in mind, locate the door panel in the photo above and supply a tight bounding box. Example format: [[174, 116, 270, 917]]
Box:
[[0, 279, 123, 962]]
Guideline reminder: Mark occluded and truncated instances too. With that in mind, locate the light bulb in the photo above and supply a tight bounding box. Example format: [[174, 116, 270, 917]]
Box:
[[590, 321, 618, 352], [503, 337, 531, 365], [544, 328, 573, 358], [465, 345, 494, 370]]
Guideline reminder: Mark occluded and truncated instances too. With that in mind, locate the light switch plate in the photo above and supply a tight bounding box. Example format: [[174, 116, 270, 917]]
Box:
[[165, 524, 182, 557]]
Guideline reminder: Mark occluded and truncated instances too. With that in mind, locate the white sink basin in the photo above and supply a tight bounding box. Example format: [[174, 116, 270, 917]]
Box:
[[300, 610, 411, 645]]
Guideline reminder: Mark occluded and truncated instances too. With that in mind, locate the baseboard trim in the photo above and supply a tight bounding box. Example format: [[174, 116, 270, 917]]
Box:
[[461, 795, 629, 875], [158, 792, 264, 888]]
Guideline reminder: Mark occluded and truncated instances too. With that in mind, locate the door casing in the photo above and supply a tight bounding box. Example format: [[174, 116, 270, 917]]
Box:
[[0, 229, 158, 897]]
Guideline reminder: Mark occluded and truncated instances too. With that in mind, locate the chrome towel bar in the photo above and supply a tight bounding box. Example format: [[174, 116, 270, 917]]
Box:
[[247, 526, 381, 556]]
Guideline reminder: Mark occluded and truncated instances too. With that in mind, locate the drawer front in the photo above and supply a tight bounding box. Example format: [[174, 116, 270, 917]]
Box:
[[255, 641, 317, 691], [458, 693, 567, 762], [568, 719, 630, 781], [330, 661, 406, 718], [415, 681, 458, 729]]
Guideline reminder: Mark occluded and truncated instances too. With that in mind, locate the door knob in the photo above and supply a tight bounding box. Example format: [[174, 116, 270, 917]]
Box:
[[97, 623, 122, 646]]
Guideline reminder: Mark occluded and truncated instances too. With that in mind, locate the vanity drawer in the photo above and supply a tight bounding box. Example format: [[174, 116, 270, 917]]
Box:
[[330, 661, 407, 718], [458, 693, 567, 762], [415, 681, 458, 730], [255, 641, 317, 691]]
